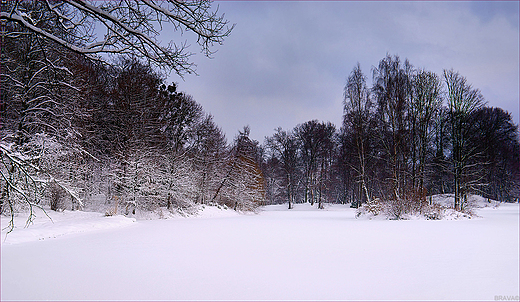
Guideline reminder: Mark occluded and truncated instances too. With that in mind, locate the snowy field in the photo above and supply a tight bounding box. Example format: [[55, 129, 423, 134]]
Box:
[[1, 201, 519, 301]]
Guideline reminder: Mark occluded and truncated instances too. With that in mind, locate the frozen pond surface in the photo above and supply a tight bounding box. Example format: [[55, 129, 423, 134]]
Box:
[[2, 203, 519, 301]]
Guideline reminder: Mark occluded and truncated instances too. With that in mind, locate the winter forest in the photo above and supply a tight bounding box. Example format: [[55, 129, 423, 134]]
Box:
[[1, 1, 519, 229], [2, 1, 520, 301]]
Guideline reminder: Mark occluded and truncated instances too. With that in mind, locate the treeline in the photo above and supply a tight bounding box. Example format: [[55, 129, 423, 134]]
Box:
[[1, 53, 265, 216], [261, 55, 519, 214], [1, 0, 263, 229], [2, 41, 518, 221], [1, 0, 518, 225]]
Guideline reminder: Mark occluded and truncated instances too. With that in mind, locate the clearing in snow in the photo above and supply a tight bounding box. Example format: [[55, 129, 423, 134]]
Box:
[[1, 201, 519, 301]]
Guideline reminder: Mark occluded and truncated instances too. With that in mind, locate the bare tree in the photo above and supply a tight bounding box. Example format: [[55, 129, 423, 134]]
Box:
[[468, 107, 519, 202], [1, 0, 234, 75], [343, 63, 373, 207], [444, 69, 485, 211], [265, 128, 299, 209], [190, 114, 228, 205], [1, 8, 87, 228], [1, 19, 83, 145], [372, 54, 413, 202], [409, 69, 442, 199], [428, 107, 451, 196], [261, 155, 285, 206], [159, 85, 204, 153], [295, 120, 336, 208]]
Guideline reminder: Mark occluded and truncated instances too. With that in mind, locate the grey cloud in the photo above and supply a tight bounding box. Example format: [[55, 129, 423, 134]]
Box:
[[169, 1, 519, 142]]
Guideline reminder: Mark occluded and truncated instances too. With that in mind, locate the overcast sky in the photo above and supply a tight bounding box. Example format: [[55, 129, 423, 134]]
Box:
[[167, 1, 519, 143]]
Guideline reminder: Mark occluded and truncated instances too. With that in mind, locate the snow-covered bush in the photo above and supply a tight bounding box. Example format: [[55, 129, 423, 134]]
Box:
[[387, 198, 410, 220], [48, 182, 66, 212], [423, 203, 446, 220], [105, 196, 119, 217], [356, 198, 384, 217], [356, 198, 407, 219], [356, 194, 479, 220]]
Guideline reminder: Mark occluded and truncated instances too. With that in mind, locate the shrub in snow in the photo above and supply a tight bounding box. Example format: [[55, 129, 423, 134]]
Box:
[[168, 196, 197, 216], [359, 198, 384, 216], [356, 194, 478, 220], [423, 203, 446, 220], [104, 197, 137, 217], [48, 182, 66, 212], [387, 198, 410, 220], [123, 200, 136, 216], [105, 196, 119, 217], [357, 198, 411, 219]]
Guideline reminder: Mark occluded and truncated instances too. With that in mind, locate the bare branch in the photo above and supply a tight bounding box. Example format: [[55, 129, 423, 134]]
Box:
[[1, 0, 234, 75]]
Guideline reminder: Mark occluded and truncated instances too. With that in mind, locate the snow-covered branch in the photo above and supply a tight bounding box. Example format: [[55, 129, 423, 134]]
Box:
[[2, 0, 234, 75]]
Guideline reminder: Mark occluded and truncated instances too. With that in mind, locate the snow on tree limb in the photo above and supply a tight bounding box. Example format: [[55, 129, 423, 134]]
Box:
[[1, 0, 234, 75]]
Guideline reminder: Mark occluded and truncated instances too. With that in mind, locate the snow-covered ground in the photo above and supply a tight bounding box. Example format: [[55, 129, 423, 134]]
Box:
[[0, 209, 137, 245], [2, 201, 519, 301]]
